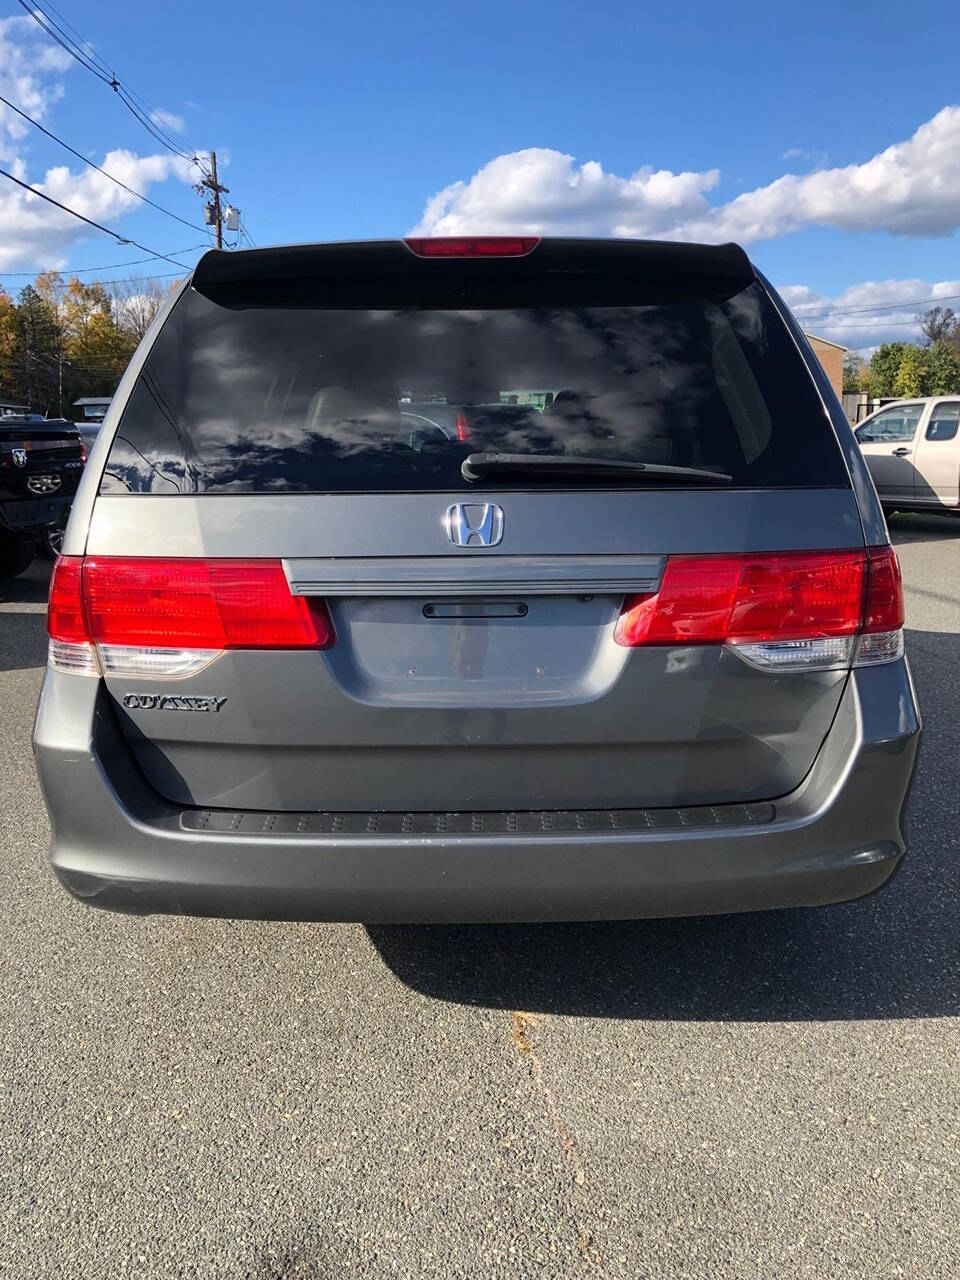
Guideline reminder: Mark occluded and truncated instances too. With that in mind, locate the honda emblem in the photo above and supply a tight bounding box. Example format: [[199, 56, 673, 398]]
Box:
[[444, 502, 504, 548]]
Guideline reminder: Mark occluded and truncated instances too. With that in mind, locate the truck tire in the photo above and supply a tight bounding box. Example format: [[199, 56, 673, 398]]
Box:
[[41, 522, 66, 560], [0, 530, 35, 580]]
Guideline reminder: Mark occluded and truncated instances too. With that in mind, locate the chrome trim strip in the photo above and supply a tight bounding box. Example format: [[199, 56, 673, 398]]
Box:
[[283, 554, 665, 596]]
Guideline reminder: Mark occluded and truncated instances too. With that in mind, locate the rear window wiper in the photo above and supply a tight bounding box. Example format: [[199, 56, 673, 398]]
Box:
[[461, 452, 733, 484]]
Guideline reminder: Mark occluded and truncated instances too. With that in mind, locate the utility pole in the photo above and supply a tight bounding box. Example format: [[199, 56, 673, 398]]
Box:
[[199, 151, 229, 249]]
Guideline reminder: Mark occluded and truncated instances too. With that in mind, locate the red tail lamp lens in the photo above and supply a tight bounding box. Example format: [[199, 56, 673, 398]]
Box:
[[615, 550, 870, 647], [48, 557, 334, 649], [48, 555, 88, 643], [864, 546, 904, 632]]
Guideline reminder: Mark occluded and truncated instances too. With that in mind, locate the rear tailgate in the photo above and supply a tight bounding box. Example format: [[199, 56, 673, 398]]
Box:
[[86, 487, 861, 812], [86, 238, 860, 813]]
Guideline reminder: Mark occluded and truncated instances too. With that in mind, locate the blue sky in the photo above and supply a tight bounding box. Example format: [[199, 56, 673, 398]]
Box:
[[2, 0, 959, 349]]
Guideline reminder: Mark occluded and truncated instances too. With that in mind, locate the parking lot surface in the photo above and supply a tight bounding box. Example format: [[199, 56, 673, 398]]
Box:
[[1, 518, 958, 1280]]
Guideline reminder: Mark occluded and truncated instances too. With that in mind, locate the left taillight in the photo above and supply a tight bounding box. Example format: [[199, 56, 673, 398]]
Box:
[[47, 556, 335, 677], [614, 547, 904, 671]]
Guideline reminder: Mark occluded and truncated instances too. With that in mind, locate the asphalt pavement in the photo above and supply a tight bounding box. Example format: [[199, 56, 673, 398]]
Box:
[[1, 517, 958, 1280]]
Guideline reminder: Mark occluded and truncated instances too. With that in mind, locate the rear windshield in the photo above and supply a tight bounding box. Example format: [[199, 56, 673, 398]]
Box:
[[101, 281, 847, 494]]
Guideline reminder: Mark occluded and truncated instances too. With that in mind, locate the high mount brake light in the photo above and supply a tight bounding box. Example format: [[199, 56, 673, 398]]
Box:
[[47, 556, 335, 677], [615, 547, 904, 671], [403, 237, 541, 258]]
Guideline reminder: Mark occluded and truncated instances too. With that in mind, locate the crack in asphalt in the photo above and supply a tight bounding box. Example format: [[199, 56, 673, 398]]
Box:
[[509, 1010, 609, 1276]]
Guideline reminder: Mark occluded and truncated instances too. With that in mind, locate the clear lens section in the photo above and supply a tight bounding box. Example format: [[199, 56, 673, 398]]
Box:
[[48, 638, 98, 676], [730, 636, 856, 671], [854, 630, 904, 666], [96, 645, 221, 678]]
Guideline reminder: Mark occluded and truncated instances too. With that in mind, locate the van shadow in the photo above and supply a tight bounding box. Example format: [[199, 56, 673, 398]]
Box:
[[367, 625, 959, 1021], [0, 561, 51, 606], [0, 563, 52, 673]]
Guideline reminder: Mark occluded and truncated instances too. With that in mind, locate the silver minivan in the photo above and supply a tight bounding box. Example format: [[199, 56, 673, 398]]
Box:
[[34, 237, 920, 922], [855, 397, 960, 513]]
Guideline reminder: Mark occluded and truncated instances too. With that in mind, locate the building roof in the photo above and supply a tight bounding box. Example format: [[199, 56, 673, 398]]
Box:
[[804, 332, 847, 352], [72, 396, 112, 406]]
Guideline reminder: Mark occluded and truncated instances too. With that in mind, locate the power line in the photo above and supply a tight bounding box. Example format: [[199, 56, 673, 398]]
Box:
[[87, 269, 188, 286], [809, 321, 934, 331], [15, 2, 249, 245], [15, 0, 203, 167], [29, 0, 116, 78], [0, 248, 207, 278], [793, 291, 960, 321], [0, 92, 212, 235], [0, 164, 196, 268], [15, 0, 112, 85]]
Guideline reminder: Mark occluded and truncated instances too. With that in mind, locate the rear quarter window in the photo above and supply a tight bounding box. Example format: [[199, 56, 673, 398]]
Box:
[[101, 279, 848, 494]]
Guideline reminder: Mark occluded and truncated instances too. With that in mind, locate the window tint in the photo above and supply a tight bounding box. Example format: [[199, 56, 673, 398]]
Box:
[[925, 403, 960, 442], [102, 281, 847, 494], [857, 405, 922, 444]]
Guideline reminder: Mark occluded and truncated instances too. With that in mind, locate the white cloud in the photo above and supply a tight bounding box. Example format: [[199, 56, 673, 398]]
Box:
[[781, 277, 960, 352], [411, 148, 720, 238], [0, 15, 72, 164], [150, 108, 185, 134], [0, 19, 198, 274], [412, 107, 960, 245], [0, 150, 195, 270]]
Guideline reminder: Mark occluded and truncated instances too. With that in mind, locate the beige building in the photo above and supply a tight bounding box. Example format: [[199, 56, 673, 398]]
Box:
[[804, 333, 846, 400]]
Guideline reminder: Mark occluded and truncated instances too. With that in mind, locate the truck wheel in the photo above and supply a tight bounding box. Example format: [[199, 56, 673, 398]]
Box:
[[41, 522, 66, 559], [0, 531, 35, 580]]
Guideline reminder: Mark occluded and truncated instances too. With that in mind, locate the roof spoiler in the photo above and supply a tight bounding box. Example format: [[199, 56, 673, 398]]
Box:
[[190, 237, 756, 308]]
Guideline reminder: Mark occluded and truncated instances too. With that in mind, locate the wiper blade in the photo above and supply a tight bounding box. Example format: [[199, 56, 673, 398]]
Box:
[[461, 452, 732, 484]]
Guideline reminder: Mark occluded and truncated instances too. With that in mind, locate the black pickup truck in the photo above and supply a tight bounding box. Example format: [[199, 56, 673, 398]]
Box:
[[0, 416, 85, 578]]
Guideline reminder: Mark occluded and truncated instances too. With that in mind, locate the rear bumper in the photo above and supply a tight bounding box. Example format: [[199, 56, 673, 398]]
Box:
[[33, 662, 920, 922]]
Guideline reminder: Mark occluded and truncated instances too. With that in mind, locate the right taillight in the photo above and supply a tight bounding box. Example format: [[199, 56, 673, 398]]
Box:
[[47, 556, 335, 677], [856, 545, 905, 666], [615, 546, 904, 671]]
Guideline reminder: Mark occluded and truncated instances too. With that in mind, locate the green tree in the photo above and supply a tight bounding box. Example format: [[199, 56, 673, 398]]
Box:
[[866, 343, 909, 397], [892, 345, 931, 398], [10, 285, 60, 412], [928, 339, 960, 394]]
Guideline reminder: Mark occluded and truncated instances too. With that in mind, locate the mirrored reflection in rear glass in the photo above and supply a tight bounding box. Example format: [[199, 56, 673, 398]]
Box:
[[103, 283, 846, 494]]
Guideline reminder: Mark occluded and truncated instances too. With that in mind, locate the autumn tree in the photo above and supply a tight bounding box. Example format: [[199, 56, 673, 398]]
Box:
[[58, 279, 136, 400], [0, 288, 17, 398]]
